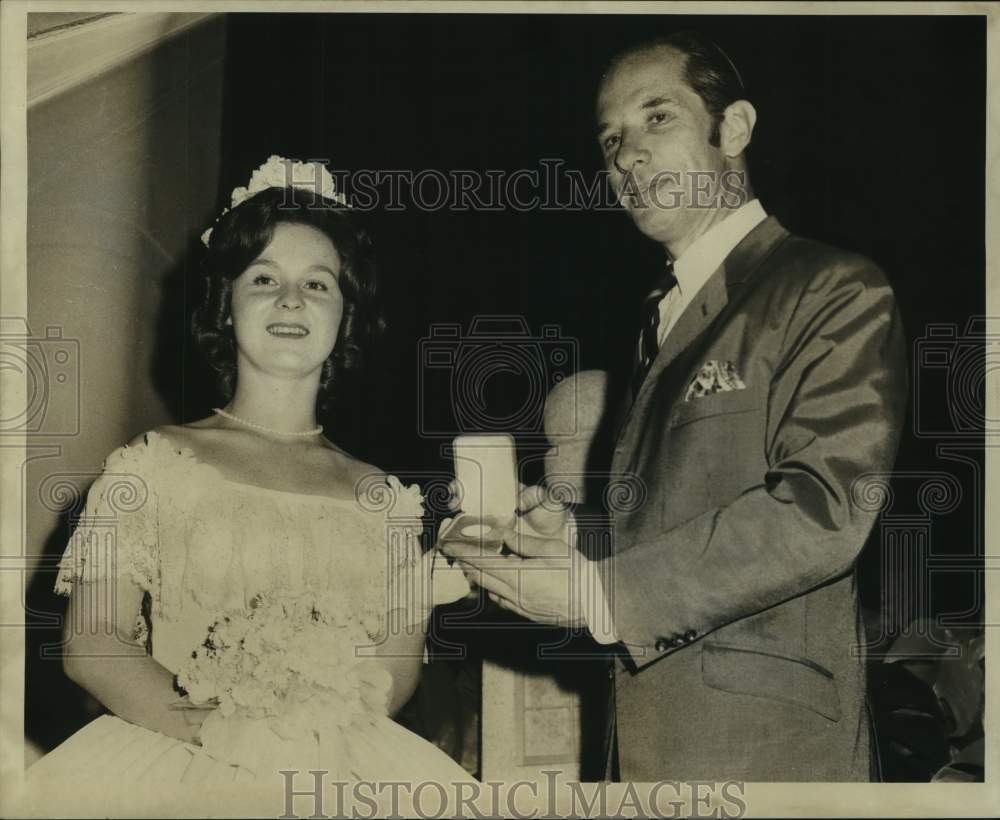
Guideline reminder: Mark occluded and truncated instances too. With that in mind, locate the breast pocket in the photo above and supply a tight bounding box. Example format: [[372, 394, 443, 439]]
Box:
[[669, 383, 763, 429], [661, 385, 768, 528]]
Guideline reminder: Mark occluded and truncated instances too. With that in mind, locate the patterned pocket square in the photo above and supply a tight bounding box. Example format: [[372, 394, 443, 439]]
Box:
[[685, 360, 747, 401]]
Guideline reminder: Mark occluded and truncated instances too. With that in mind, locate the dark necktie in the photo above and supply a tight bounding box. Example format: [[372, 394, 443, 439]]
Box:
[[632, 259, 678, 398]]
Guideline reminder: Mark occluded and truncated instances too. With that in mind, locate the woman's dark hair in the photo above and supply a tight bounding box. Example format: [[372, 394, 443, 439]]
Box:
[[605, 31, 747, 147], [192, 186, 385, 409]]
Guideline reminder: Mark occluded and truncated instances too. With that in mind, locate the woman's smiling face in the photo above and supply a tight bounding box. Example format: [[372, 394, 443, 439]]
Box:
[[228, 222, 344, 380]]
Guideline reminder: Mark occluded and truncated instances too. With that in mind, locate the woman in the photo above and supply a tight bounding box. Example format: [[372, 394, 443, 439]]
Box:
[[21, 158, 473, 814]]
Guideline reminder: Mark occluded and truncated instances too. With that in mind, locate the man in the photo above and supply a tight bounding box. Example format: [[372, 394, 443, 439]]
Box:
[[442, 31, 906, 781]]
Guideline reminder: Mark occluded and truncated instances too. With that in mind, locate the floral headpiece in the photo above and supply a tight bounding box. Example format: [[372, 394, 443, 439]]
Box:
[[201, 155, 348, 247]]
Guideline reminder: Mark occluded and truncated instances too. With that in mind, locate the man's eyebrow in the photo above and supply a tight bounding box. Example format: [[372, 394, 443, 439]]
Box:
[[596, 94, 679, 136], [640, 95, 677, 110]]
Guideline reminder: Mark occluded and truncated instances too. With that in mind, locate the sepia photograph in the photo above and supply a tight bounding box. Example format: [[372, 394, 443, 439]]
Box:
[[0, 2, 995, 817]]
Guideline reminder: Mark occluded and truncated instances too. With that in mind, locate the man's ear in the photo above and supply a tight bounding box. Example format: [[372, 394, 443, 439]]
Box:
[[719, 100, 757, 159]]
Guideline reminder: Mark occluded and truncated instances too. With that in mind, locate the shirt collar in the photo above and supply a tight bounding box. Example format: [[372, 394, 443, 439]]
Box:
[[671, 198, 767, 299]]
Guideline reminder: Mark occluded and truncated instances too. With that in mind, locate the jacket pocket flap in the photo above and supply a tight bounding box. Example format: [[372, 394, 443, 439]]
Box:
[[670, 384, 762, 429], [701, 641, 842, 722]]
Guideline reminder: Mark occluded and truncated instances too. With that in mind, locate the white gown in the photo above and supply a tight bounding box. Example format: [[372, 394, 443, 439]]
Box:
[[19, 431, 475, 816]]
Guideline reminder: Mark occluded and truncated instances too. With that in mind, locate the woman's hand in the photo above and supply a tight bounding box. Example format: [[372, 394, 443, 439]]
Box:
[[168, 695, 219, 745], [429, 548, 472, 606], [62, 573, 220, 745], [197, 710, 283, 773]]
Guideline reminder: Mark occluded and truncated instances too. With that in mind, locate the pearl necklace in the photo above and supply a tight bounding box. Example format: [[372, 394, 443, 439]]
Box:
[[212, 407, 323, 437]]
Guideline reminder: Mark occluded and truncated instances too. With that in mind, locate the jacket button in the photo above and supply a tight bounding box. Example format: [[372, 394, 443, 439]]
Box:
[[683, 630, 697, 643], [654, 638, 670, 652]]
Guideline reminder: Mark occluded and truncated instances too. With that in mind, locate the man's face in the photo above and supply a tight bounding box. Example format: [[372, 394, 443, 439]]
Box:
[[596, 47, 728, 246]]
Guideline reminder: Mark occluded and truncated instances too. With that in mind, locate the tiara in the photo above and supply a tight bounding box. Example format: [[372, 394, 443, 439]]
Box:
[[201, 155, 348, 247]]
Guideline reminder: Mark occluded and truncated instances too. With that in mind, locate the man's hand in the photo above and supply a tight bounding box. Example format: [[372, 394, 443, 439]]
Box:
[[446, 480, 573, 540], [514, 483, 573, 542], [439, 515, 588, 629]]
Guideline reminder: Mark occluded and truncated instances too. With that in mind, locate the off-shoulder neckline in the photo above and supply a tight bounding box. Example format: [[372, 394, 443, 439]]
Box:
[[139, 429, 389, 508]]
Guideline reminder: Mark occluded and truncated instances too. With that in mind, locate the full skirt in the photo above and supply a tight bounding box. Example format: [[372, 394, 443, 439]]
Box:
[[16, 713, 476, 817]]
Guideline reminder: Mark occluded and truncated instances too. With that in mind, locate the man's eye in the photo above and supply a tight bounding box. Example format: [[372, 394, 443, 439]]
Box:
[[649, 112, 672, 125], [602, 135, 620, 151]]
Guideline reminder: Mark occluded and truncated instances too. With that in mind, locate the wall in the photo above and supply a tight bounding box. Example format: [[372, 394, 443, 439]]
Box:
[[23, 12, 227, 754]]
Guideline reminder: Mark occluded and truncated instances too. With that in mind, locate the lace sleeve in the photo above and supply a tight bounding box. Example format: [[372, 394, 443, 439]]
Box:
[[54, 435, 160, 598]]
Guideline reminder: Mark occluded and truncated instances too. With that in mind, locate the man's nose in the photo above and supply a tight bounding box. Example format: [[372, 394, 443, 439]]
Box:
[[613, 131, 649, 177]]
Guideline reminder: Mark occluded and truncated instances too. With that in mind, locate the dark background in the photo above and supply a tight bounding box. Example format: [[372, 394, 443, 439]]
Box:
[[28, 13, 987, 774]]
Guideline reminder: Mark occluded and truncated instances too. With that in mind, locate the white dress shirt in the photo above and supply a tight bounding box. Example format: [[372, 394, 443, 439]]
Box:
[[588, 198, 768, 646]]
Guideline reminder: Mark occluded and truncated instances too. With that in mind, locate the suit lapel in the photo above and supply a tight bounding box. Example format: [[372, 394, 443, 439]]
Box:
[[611, 216, 790, 472], [641, 269, 729, 401]]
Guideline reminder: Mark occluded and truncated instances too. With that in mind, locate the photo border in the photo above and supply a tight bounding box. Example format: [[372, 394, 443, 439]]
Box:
[[1, 1, 996, 816]]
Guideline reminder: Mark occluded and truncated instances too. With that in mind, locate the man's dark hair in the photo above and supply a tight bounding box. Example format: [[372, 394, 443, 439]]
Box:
[[606, 31, 747, 147]]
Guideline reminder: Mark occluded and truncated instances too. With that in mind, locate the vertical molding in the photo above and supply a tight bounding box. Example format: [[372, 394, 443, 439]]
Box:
[[0, 1, 28, 801]]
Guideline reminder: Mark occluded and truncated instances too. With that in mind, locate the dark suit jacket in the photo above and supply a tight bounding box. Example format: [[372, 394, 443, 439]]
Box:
[[601, 216, 907, 781]]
